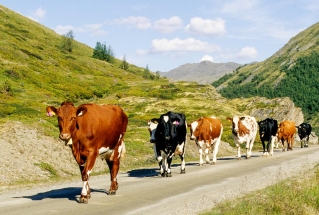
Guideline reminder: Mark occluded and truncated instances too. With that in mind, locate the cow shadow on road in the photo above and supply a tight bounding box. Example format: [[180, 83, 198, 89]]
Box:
[[13, 187, 107, 203], [126, 162, 208, 178]]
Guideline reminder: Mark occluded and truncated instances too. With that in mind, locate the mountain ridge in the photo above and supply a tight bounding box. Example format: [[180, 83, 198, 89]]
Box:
[[159, 61, 241, 84]]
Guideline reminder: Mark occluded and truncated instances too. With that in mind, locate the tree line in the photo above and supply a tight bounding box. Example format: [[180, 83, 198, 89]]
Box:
[[212, 52, 319, 122]]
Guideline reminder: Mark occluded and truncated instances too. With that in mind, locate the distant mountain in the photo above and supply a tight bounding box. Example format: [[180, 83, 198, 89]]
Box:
[[159, 61, 241, 84]]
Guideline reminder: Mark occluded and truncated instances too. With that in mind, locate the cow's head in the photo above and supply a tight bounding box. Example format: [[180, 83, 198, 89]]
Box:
[[188, 120, 198, 140], [258, 120, 267, 137], [296, 124, 308, 139], [227, 116, 249, 136], [148, 118, 159, 143], [46, 101, 85, 145], [153, 114, 175, 148]]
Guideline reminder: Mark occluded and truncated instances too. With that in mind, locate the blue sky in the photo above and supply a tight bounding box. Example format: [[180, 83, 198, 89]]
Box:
[[1, 1, 319, 72]]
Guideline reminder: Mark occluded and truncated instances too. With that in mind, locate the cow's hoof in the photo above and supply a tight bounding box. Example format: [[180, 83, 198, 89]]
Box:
[[160, 172, 166, 177], [166, 172, 172, 177], [237, 157, 241, 160], [108, 190, 116, 195], [212, 162, 216, 165], [79, 195, 89, 204], [180, 169, 186, 174]]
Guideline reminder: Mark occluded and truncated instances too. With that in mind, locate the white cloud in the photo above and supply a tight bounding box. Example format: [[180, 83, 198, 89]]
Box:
[[185, 17, 226, 37], [27, 7, 46, 22], [55, 25, 75, 35], [153, 16, 183, 34], [236, 46, 258, 59], [55, 24, 106, 37], [136, 49, 148, 55], [200, 55, 214, 62], [150, 37, 220, 53], [113, 16, 151, 29]]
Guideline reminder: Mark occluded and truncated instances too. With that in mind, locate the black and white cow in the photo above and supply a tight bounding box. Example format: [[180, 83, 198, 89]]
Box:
[[148, 111, 187, 177], [296, 123, 312, 148], [258, 118, 278, 157]]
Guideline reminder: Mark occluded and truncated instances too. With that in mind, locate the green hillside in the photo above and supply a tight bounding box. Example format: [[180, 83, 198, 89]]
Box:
[[212, 21, 319, 131]]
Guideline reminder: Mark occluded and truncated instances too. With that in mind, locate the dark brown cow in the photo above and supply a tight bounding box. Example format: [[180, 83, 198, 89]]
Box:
[[46, 102, 128, 204], [277, 120, 296, 151], [188, 116, 223, 165]]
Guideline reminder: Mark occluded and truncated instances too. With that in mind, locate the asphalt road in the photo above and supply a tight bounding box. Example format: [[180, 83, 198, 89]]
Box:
[[1, 145, 319, 215]]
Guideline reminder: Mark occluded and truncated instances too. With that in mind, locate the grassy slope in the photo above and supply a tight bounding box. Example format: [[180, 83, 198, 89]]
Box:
[[213, 22, 319, 131]]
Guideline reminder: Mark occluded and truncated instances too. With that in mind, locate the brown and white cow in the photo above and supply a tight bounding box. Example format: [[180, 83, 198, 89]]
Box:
[[46, 102, 128, 204], [188, 116, 223, 165], [226, 116, 258, 159], [277, 120, 296, 151]]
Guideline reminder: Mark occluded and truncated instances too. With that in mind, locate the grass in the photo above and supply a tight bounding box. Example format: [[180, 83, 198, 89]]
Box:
[[201, 164, 319, 215]]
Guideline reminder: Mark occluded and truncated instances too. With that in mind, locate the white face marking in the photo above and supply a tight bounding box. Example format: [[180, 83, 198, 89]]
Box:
[[163, 115, 169, 122], [191, 121, 198, 139], [149, 122, 158, 131], [233, 116, 239, 131]]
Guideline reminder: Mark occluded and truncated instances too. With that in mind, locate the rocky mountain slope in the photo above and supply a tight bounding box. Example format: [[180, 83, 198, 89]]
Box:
[[160, 61, 241, 84]]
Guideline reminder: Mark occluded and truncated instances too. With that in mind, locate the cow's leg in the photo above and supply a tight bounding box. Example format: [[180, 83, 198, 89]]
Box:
[[198, 148, 204, 166], [157, 156, 164, 176], [236, 143, 241, 160], [204, 147, 210, 164], [106, 159, 120, 195], [179, 153, 186, 174], [265, 140, 271, 157], [305, 136, 309, 147], [269, 136, 275, 156], [178, 142, 186, 174], [262, 140, 267, 156], [246, 136, 255, 159], [212, 139, 220, 165], [79, 154, 96, 204], [287, 137, 293, 151], [166, 153, 174, 177], [281, 139, 285, 151]]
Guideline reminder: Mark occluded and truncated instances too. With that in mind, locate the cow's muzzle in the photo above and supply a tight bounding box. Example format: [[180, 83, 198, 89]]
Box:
[[59, 133, 72, 145]]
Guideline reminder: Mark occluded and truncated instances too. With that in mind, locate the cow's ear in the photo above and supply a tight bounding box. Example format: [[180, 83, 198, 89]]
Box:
[[46, 106, 57, 117], [77, 106, 87, 116], [226, 117, 232, 122], [240, 117, 245, 121]]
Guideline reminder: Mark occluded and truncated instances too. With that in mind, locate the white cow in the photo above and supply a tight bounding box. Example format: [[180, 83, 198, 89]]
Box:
[[226, 116, 258, 159]]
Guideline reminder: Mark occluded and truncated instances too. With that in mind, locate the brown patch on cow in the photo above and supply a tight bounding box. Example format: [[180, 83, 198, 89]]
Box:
[[238, 117, 250, 137]]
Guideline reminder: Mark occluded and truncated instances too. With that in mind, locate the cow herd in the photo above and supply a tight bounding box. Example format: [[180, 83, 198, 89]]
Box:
[[148, 112, 314, 175], [45, 102, 314, 204]]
